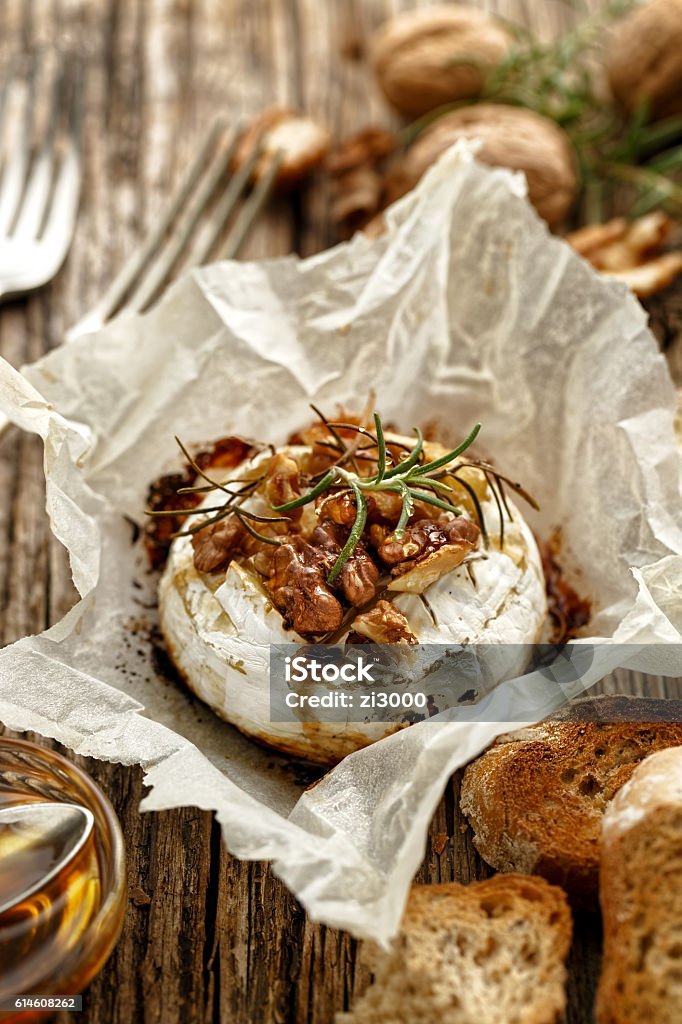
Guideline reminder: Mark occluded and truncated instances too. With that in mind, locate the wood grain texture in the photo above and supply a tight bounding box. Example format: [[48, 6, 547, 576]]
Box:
[[0, 1, 681, 1022]]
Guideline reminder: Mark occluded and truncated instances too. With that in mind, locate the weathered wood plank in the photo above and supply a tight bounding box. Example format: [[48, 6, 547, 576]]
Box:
[[0, 1, 681, 1023]]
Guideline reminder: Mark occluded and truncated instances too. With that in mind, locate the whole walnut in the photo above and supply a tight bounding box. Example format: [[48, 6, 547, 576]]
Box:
[[371, 5, 511, 117], [388, 104, 577, 228], [605, 0, 682, 120]]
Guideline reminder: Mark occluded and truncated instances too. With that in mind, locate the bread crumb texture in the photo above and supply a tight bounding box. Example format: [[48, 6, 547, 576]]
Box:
[[597, 746, 682, 1024], [337, 875, 571, 1024], [460, 713, 682, 908]]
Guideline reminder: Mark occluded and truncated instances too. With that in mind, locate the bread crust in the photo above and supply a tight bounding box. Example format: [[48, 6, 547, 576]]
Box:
[[460, 698, 682, 907], [597, 746, 682, 1024]]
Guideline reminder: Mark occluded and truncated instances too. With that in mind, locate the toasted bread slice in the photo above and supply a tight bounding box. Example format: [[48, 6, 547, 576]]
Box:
[[596, 746, 682, 1024], [460, 697, 682, 907], [337, 875, 572, 1024]]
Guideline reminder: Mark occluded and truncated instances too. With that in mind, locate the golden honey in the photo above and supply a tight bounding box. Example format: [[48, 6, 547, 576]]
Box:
[[0, 740, 126, 1023]]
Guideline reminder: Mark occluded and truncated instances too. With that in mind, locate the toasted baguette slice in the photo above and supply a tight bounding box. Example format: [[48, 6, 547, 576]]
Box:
[[597, 746, 682, 1024], [460, 698, 682, 907], [337, 875, 572, 1024]]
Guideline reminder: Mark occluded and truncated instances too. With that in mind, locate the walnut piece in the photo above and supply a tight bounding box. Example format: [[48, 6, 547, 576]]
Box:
[[385, 516, 480, 594], [377, 516, 479, 565], [268, 543, 343, 636], [565, 212, 682, 298], [606, 254, 682, 299], [317, 490, 357, 526], [145, 436, 255, 570], [234, 107, 330, 187], [352, 600, 418, 645], [264, 452, 301, 510], [341, 550, 380, 608], [365, 490, 405, 526], [310, 525, 379, 608], [376, 519, 449, 565], [328, 128, 398, 231], [192, 517, 246, 574]]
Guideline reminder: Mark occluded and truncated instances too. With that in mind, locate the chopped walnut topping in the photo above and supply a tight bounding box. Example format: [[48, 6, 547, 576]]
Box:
[[195, 436, 259, 473], [145, 436, 256, 569], [317, 490, 357, 526], [193, 511, 285, 576], [341, 548, 380, 607], [389, 517, 480, 594], [352, 600, 418, 645], [440, 515, 481, 546], [301, 440, 341, 476], [264, 452, 301, 510], [377, 520, 442, 564], [310, 525, 380, 608], [192, 517, 247, 574], [365, 490, 404, 526], [249, 544, 279, 579], [381, 516, 480, 594], [163, 414, 498, 641], [268, 543, 343, 636], [387, 543, 477, 593], [377, 516, 479, 567]]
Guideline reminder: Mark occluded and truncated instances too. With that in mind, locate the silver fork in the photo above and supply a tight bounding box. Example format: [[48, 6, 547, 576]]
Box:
[[68, 117, 281, 339], [0, 115, 280, 440], [0, 54, 83, 301]]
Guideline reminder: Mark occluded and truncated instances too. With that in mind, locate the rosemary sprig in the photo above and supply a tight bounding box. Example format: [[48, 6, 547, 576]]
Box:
[[272, 419, 481, 582], [150, 410, 539, 587], [145, 437, 287, 545]]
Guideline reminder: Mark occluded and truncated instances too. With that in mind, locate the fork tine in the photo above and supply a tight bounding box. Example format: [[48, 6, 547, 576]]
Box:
[[219, 151, 282, 260], [35, 61, 84, 277], [0, 55, 20, 147], [123, 124, 243, 314], [13, 58, 63, 241], [0, 58, 36, 236], [68, 117, 229, 338], [189, 137, 269, 266]]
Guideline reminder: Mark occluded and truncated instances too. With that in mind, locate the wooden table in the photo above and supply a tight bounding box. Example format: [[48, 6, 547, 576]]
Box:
[[1, 2, 681, 1022]]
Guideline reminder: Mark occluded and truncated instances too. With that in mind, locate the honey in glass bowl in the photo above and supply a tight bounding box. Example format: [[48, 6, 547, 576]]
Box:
[[0, 738, 126, 1023]]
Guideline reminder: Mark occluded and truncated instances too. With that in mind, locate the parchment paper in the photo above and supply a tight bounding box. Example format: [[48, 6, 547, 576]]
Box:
[[1, 145, 682, 945]]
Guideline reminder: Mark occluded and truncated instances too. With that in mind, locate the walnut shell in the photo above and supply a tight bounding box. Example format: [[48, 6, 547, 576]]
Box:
[[371, 5, 511, 117], [605, 0, 682, 120], [390, 104, 577, 228]]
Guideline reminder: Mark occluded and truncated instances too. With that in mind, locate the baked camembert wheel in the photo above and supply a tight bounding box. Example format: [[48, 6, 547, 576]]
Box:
[[154, 409, 547, 765]]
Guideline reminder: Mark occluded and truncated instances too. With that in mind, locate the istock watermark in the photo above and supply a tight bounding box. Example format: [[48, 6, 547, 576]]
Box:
[[269, 643, 682, 725], [285, 654, 376, 683]]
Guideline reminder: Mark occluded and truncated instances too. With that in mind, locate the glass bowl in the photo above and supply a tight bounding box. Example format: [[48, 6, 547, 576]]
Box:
[[0, 737, 126, 1022]]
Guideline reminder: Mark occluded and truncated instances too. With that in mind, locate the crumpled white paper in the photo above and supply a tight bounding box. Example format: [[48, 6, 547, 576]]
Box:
[[1, 146, 682, 945]]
